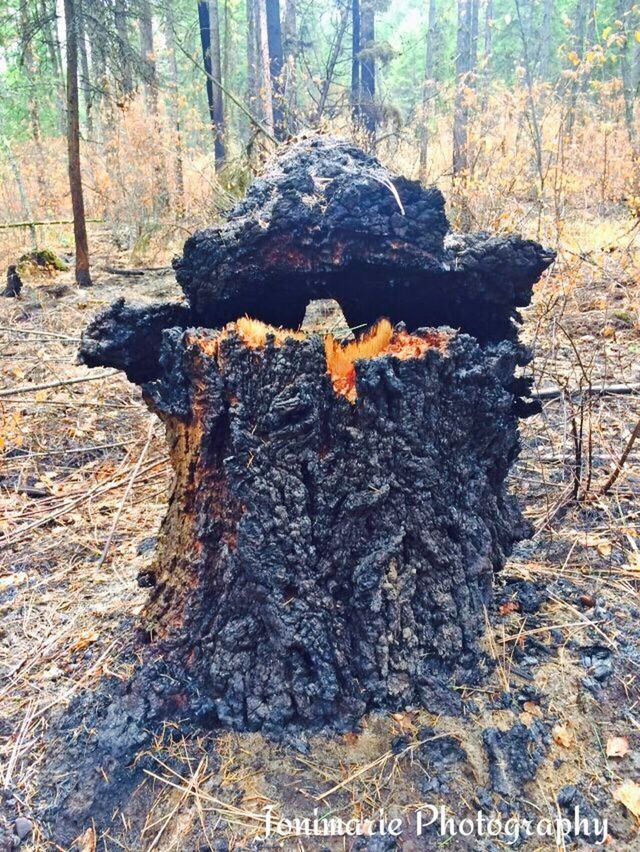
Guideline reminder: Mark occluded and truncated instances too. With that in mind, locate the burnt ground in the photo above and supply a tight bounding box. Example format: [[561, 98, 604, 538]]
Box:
[[0, 224, 639, 850]]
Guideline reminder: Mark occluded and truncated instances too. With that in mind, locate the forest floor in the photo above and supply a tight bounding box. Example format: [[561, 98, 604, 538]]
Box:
[[0, 216, 639, 850]]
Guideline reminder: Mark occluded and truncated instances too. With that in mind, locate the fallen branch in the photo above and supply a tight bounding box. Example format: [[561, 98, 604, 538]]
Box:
[[0, 370, 119, 398], [103, 265, 172, 276], [0, 218, 102, 229], [532, 382, 640, 401], [0, 325, 80, 342], [103, 266, 145, 276], [601, 415, 640, 495]]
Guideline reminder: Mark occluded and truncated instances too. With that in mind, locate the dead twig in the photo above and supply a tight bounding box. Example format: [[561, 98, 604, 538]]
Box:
[[532, 382, 640, 400], [601, 415, 640, 495], [0, 370, 119, 398]]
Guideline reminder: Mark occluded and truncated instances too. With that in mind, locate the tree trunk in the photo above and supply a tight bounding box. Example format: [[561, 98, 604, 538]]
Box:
[[266, 0, 285, 139], [63, 0, 92, 287], [351, 0, 361, 126], [77, 0, 93, 134], [246, 0, 260, 116], [419, 0, 437, 181], [19, 0, 49, 210], [209, 0, 226, 164], [453, 0, 473, 177], [257, 0, 275, 132], [617, 0, 640, 185], [39, 0, 67, 136], [0, 136, 37, 249], [138, 0, 158, 113], [139, 0, 169, 211], [282, 0, 297, 130], [114, 0, 134, 98], [360, 0, 376, 143], [78, 138, 554, 740], [314, 1, 350, 124], [164, 5, 185, 217], [198, 0, 226, 167], [479, 0, 493, 111]]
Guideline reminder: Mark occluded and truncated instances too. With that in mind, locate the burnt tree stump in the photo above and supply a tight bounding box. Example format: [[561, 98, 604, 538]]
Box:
[[79, 137, 555, 734]]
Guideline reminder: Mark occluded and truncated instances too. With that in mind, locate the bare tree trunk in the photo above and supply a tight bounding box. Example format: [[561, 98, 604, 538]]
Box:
[[114, 0, 134, 97], [282, 0, 297, 129], [419, 0, 437, 181], [198, 0, 226, 167], [164, 4, 185, 217], [77, 0, 93, 134], [138, 0, 157, 113], [360, 0, 376, 144], [139, 0, 169, 211], [209, 0, 226, 164], [19, 0, 49, 210], [266, 0, 285, 139], [39, 0, 66, 135], [246, 0, 260, 115], [351, 0, 361, 127], [479, 0, 493, 110], [453, 0, 473, 177], [257, 0, 275, 132], [63, 0, 92, 287]]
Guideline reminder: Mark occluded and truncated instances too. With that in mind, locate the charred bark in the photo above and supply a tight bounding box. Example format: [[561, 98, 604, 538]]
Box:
[[170, 138, 553, 351], [42, 135, 557, 843], [77, 137, 555, 731]]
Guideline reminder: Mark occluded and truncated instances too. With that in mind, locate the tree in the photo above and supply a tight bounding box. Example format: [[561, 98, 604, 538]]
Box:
[[452, 0, 478, 177], [256, 0, 275, 132], [164, 3, 185, 217], [77, 0, 92, 134], [351, 0, 361, 125], [63, 0, 92, 287], [38, 0, 66, 135], [114, 0, 134, 97], [359, 0, 376, 141], [246, 0, 260, 114], [419, 0, 437, 180], [209, 0, 226, 163], [197, 0, 226, 167], [266, 0, 285, 139], [617, 0, 640, 175], [282, 0, 298, 128], [19, 0, 49, 209]]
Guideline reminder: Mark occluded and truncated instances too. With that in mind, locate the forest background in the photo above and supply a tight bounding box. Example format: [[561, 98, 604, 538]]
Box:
[[1, 0, 640, 277]]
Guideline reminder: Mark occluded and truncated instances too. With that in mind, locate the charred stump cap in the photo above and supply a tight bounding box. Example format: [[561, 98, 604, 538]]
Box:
[[81, 136, 555, 387], [173, 136, 555, 338]]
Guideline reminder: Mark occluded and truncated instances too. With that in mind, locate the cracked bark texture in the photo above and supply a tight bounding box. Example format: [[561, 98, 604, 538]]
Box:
[[135, 326, 526, 733], [73, 135, 555, 736]]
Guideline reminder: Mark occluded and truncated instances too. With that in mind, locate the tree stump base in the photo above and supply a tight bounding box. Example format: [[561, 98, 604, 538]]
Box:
[[131, 319, 527, 732]]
